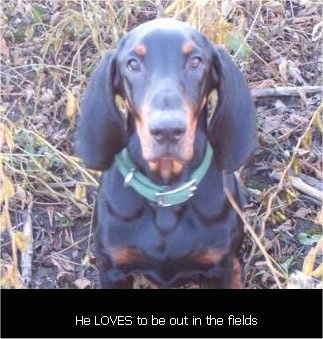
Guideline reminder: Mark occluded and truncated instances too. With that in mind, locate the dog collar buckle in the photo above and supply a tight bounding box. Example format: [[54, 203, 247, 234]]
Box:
[[155, 179, 197, 207], [124, 168, 136, 187]]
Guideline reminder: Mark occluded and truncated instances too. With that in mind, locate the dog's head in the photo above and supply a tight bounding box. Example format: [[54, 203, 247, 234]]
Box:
[[77, 19, 257, 180]]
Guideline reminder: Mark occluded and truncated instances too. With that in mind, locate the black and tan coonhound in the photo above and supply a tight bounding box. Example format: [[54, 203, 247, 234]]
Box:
[[77, 18, 257, 288]]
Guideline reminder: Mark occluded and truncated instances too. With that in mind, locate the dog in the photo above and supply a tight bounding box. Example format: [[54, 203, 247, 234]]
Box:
[[77, 18, 257, 288]]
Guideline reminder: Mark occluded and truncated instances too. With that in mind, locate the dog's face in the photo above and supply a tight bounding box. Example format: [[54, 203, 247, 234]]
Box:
[[78, 19, 256, 176], [114, 20, 214, 182]]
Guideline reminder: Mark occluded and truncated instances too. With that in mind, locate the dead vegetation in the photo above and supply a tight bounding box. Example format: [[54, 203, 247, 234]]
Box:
[[0, 0, 322, 289]]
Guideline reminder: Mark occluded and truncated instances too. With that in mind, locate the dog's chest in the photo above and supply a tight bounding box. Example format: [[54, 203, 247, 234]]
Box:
[[103, 195, 233, 257], [103, 202, 234, 285], [100, 166, 236, 254], [98, 166, 239, 284], [154, 204, 182, 233]]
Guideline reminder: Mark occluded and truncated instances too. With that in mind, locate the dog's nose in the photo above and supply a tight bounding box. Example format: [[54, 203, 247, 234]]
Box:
[[149, 117, 186, 144]]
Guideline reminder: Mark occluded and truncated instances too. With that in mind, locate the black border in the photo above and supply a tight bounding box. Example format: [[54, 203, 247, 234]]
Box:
[[1, 289, 322, 338]]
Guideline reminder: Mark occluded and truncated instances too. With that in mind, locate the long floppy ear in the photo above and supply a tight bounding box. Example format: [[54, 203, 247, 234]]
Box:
[[208, 46, 257, 172], [77, 52, 126, 170]]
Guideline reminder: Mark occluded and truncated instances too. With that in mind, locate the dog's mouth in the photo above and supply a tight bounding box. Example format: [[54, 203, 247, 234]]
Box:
[[148, 157, 185, 184]]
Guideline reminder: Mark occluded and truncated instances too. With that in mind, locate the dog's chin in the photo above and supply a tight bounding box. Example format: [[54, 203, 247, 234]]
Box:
[[148, 157, 186, 184]]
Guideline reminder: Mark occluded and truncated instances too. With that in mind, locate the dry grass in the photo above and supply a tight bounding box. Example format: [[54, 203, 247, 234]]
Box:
[[0, 0, 322, 289]]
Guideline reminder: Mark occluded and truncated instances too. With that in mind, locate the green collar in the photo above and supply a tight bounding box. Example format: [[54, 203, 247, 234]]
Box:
[[114, 142, 213, 207]]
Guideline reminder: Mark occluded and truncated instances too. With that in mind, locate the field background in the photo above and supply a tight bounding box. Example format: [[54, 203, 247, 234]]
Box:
[[1, 0, 322, 289]]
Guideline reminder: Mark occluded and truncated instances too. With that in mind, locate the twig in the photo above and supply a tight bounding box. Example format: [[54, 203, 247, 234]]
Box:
[[270, 170, 323, 202], [27, 129, 99, 187], [234, 1, 262, 59], [20, 200, 34, 288], [223, 173, 284, 289], [260, 103, 322, 238], [251, 86, 322, 98]]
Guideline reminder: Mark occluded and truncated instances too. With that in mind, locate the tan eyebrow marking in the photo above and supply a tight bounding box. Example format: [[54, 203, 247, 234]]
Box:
[[135, 43, 147, 56], [182, 40, 194, 55]]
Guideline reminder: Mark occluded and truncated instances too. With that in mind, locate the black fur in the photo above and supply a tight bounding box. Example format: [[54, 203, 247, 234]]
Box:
[[77, 19, 257, 288]]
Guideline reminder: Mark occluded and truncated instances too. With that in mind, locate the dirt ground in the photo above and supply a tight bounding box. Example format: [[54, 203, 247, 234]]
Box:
[[1, 0, 322, 289]]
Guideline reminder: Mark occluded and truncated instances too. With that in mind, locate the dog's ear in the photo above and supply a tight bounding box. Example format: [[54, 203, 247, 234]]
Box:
[[208, 46, 257, 172], [77, 52, 126, 170]]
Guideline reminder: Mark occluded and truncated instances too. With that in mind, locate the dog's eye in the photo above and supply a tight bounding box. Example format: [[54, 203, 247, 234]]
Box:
[[127, 59, 141, 72], [189, 56, 203, 69]]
